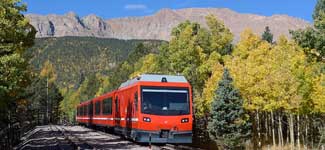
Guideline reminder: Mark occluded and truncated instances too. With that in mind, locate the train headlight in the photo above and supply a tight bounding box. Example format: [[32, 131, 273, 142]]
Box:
[[143, 117, 151, 122], [181, 118, 189, 123]]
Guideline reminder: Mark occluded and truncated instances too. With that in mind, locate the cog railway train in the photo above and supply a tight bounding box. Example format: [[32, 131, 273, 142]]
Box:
[[76, 74, 193, 143]]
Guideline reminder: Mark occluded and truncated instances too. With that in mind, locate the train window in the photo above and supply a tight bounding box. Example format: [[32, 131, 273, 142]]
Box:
[[141, 87, 190, 116], [77, 107, 80, 116], [103, 98, 112, 115], [95, 101, 101, 115], [134, 92, 138, 112]]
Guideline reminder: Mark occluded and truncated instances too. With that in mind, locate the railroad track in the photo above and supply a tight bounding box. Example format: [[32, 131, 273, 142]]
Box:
[[16, 125, 202, 150], [56, 125, 202, 150], [156, 144, 202, 150], [53, 125, 98, 150], [48, 125, 66, 150]]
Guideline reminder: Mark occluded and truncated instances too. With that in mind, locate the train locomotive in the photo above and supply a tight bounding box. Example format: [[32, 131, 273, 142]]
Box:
[[76, 74, 193, 143]]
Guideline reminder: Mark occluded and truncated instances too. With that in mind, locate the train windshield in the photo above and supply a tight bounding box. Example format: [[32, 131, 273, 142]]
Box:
[[141, 87, 190, 116]]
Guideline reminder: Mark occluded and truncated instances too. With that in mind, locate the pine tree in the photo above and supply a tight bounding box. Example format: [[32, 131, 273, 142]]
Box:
[[313, 0, 325, 20], [262, 26, 273, 43], [208, 69, 251, 150], [291, 0, 325, 61]]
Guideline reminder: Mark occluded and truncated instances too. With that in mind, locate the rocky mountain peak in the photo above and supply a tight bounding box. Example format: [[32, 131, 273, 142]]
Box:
[[82, 14, 108, 34], [65, 11, 78, 18], [156, 8, 175, 15], [26, 8, 310, 41]]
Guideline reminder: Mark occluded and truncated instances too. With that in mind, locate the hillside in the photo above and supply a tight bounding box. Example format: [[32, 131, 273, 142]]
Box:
[[26, 8, 310, 41], [25, 37, 162, 88]]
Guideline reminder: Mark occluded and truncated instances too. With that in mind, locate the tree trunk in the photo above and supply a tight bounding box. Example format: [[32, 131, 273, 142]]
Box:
[[289, 114, 295, 150], [46, 76, 49, 124], [280, 114, 284, 148], [305, 115, 308, 150], [257, 110, 261, 148], [287, 123, 290, 144], [297, 115, 300, 150], [278, 113, 283, 149], [271, 110, 276, 149], [266, 112, 269, 143]]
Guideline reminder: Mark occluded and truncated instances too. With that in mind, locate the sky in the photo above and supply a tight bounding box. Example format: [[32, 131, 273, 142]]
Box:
[[22, 0, 317, 22]]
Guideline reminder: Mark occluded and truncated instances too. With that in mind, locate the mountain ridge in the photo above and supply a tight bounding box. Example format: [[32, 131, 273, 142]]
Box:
[[26, 8, 310, 41]]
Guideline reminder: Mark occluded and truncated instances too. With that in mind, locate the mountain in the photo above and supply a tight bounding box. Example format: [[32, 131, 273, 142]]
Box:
[[26, 8, 310, 41], [25, 37, 162, 88]]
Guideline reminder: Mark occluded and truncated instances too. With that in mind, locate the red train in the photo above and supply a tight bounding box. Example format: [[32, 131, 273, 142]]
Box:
[[76, 74, 193, 143]]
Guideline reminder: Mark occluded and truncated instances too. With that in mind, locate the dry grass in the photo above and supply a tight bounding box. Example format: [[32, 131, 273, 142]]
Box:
[[260, 144, 324, 150]]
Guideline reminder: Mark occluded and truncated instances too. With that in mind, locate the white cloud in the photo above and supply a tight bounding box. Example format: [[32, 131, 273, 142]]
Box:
[[124, 4, 147, 10]]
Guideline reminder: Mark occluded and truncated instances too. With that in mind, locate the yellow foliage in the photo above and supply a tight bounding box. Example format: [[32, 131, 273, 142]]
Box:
[[196, 60, 224, 116], [130, 54, 160, 78], [95, 74, 110, 96], [226, 31, 309, 113], [40, 60, 57, 84], [206, 14, 233, 53], [234, 28, 262, 58], [311, 74, 325, 113]]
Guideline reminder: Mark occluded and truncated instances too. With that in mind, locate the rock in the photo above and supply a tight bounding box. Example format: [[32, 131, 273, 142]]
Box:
[[25, 8, 310, 41]]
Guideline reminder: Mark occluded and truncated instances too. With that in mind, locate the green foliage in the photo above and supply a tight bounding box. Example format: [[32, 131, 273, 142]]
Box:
[[55, 41, 160, 121], [291, 0, 325, 62], [168, 23, 204, 88], [290, 27, 325, 62], [166, 15, 232, 93], [313, 0, 325, 29], [195, 51, 224, 116], [26, 76, 63, 124], [0, 0, 36, 55], [206, 14, 234, 55], [126, 16, 232, 118], [130, 54, 160, 78], [208, 69, 251, 149], [262, 26, 273, 43], [26, 37, 162, 88], [0, 0, 35, 127], [126, 43, 150, 64]]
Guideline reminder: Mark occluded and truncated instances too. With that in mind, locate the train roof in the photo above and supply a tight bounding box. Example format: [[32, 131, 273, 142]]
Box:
[[119, 74, 188, 89]]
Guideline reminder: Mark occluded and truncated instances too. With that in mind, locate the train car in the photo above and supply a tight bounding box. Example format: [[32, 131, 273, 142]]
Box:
[[91, 91, 116, 127], [76, 74, 193, 143], [76, 91, 116, 127], [76, 100, 92, 125]]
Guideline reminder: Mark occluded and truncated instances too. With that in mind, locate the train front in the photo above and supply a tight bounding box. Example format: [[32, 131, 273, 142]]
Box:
[[135, 75, 193, 143]]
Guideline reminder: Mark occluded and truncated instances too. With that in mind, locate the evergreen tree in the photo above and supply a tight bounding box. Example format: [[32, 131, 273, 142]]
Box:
[[262, 26, 273, 43], [208, 69, 251, 150], [26, 77, 63, 124], [0, 0, 35, 127], [127, 43, 149, 63], [314, 0, 325, 18], [291, 0, 325, 61]]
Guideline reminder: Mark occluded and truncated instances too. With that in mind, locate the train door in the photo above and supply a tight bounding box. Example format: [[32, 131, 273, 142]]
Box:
[[115, 96, 120, 127], [89, 101, 93, 126], [126, 96, 132, 137]]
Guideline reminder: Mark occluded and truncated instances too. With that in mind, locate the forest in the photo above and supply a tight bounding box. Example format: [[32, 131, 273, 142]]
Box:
[[0, 0, 325, 149]]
